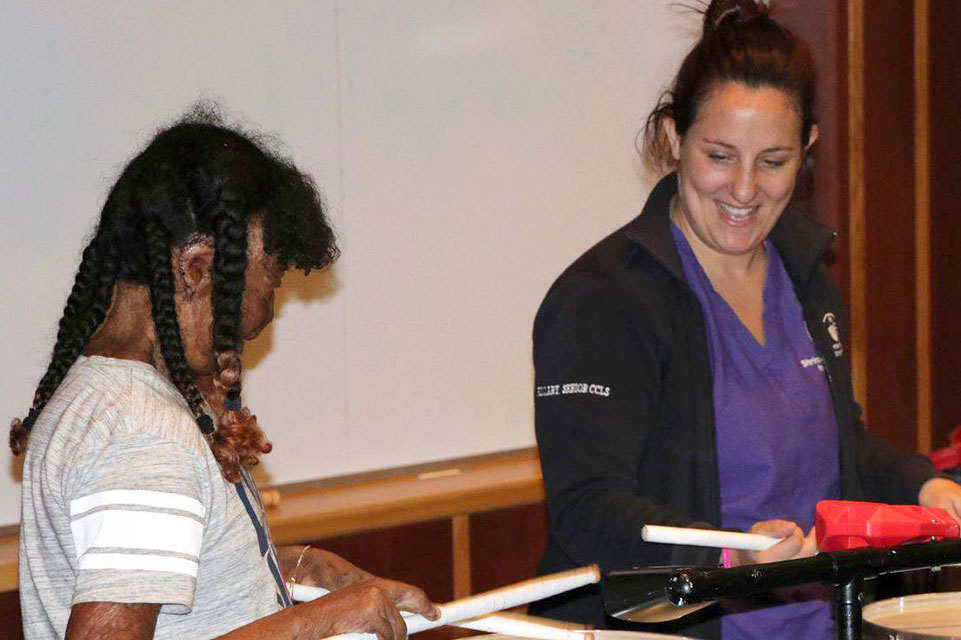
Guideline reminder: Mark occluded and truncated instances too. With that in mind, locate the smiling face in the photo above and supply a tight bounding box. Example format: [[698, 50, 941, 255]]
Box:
[[666, 81, 817, 268]]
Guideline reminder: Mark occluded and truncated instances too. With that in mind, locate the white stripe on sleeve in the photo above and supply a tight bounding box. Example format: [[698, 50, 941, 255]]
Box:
[[79, 552, 199, 577], [71, 510, 203, 558], [70, 489, 205, 518]]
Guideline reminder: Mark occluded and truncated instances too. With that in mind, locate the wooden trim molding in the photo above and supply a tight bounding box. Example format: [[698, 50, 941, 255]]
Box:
[[0, 538, 16, 593], [915, 0, 932, 453], [266, 451, 544, 545], [847, 0, 867, 418], [0, 449, 545, 593], [451, 514, 472, 598]]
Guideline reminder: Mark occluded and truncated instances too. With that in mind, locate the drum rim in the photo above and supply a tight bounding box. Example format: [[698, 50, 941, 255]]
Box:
[[863, 591, 961, 639]]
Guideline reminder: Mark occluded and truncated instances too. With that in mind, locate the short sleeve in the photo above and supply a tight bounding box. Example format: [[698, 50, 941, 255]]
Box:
[[66, 432, 211, 614]]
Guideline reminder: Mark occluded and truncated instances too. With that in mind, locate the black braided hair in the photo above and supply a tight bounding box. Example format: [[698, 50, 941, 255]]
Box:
[[10, 236, 118, 454], [211, 197, 248, 370], [12, 105, 338, 481], [142, 217, 206, 419]]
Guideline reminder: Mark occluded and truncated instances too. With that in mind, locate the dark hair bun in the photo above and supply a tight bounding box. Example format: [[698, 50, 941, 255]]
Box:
[[704, 0, 767, 35]]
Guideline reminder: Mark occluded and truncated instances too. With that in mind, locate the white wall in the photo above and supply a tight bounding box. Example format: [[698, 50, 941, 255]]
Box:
[[0, 1, 694, 526]]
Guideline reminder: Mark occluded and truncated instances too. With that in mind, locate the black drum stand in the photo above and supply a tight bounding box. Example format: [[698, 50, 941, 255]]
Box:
[[665, 539, 961, 640]]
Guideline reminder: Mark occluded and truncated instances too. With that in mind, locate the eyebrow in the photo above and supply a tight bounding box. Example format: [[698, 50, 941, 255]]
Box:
[[702, 138, 796, 153]]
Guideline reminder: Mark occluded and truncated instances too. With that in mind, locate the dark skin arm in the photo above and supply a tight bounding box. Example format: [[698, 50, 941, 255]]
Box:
[[66, 602, 159, 640], [66, 577, 439, 640]]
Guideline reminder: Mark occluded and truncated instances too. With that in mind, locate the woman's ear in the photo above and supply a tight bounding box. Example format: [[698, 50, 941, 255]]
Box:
[[664, 117, 682, 162], [805, 124, 820, 152], [176, 240, 215, 300]]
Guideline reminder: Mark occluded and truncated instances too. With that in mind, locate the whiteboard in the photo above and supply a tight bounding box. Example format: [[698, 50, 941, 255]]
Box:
[[0, 1, 694, 526]]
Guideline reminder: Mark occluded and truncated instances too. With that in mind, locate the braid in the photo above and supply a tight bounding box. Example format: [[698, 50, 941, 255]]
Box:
[[212, 197, 247, 375], [15, 110, 337, 479], [208, 199, 271, 483], [142, 218, 205, 419], [10, 237, 118, 454]]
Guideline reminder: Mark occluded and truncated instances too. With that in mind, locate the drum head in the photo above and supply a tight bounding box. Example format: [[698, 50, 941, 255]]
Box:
[[864, 592, 961, 639]]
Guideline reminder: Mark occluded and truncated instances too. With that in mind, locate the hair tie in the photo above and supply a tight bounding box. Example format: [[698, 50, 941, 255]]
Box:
[[196, 414, 215, 435], [224, 387, 242, 412]]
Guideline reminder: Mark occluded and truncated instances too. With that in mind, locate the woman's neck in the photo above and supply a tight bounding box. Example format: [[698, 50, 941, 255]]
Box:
[[83, 282, 161, 367], [670, 195, 767, 285]]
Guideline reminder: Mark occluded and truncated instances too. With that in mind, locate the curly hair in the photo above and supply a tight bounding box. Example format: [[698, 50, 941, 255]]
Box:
[[11, 106, 338, 482]]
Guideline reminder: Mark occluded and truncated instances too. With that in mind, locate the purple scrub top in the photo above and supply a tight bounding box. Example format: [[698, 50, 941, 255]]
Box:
[[672, 224, 840, 639]]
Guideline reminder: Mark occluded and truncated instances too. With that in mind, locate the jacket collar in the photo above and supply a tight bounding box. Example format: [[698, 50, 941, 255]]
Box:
[[624, 172, 837, 293]]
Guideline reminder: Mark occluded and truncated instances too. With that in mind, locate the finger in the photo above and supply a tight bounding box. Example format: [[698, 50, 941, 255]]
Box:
[[376, 580, 438, 619], [339, 569, 375, 589], [396, 589, 439, 620], [945, 493, 961, 522], [771, 524, 803, 550], [369, 615, 394, 640], [384, 608, 408, 640], [952, 502, 961, 523], [751, 519, 800, 538], [793, 528, 819, 558], [758, 527, 803, 562]]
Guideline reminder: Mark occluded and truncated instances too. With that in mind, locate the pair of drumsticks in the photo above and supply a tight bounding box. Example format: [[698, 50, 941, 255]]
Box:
[[302, 500, 955, 640], [293, 565, 600, 640]]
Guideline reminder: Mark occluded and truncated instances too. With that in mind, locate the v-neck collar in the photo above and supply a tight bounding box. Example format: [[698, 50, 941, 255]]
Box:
[[671, 224, 779, 356]]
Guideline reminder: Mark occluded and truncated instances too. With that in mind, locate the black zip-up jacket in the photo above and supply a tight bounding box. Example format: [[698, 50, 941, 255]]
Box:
[[530, 173, 937, 637]]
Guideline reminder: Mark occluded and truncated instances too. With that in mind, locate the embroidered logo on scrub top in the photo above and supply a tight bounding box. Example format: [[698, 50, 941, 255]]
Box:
[[823, 313, 844, 358], [800, 356, 826, 372], [536, 383, 611, 398]]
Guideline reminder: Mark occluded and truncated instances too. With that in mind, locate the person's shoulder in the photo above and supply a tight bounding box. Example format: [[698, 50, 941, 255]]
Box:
[[537, 214, 672, 317], [58, 356, 205, 451], [568, 217, 645, 277], [119, 362, 208, 448]]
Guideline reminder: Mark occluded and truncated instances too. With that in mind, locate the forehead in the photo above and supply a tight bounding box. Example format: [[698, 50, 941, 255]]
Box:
[[690, 82, 802, 145], [247, 221, 284, 266]]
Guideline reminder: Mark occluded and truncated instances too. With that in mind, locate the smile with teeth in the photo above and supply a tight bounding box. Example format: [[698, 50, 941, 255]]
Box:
[[716, 201, 758, 223]]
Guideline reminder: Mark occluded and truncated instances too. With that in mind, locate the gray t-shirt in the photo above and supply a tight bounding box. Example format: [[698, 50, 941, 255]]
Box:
[[20, 356, 288, 639]]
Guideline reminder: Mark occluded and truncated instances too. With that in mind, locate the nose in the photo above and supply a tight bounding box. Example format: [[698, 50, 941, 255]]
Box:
[[731, 163, 758, 204]]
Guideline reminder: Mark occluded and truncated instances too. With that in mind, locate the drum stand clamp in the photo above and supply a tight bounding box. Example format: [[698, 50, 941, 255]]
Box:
[[663, 539, 961, 640]]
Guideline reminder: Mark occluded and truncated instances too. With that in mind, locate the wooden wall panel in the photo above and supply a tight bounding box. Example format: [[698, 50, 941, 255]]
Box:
[[0, 591, 22, 640], [307, 518, 455, 604], [776, 0, 847, 241], [308, 519, 459, 640], [469, 503, 547, 594], [929, 0, 961, 449], [861, 2, 918, 453]]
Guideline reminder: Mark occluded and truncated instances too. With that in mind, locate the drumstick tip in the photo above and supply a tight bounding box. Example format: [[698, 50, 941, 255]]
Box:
[[587, 564, 601, 583]]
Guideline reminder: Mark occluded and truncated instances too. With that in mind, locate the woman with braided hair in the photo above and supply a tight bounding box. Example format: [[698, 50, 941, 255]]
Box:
[[12, 110, 439, 640]]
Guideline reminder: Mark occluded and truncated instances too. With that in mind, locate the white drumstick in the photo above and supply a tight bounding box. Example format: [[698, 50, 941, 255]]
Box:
[[312, 565, 601, 640], [642, 524, 781, 551], [292, 587, 590, 640], [455, 612, 590, 640]]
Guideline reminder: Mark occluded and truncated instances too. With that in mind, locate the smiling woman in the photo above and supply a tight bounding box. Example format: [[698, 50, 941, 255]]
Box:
[[529, 1, 961, 639]]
